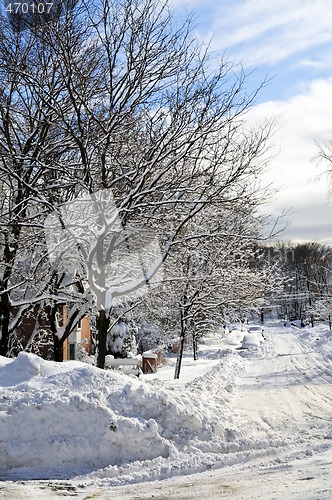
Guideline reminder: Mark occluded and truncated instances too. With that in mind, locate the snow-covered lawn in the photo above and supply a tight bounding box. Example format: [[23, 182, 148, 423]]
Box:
[[0, 323, 331, 499]]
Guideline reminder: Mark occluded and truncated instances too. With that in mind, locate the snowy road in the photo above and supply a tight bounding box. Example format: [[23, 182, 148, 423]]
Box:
[[1, 327, 331, 499], [103, 329, 332, 500], [235, 331, 332, 449]]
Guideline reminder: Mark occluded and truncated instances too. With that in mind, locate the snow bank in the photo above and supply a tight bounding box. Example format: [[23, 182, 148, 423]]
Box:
[[1, 327, 303, 484], [0, 355, 169, 476], [0, 350, 245, 479], [297, 324, 332, 363]]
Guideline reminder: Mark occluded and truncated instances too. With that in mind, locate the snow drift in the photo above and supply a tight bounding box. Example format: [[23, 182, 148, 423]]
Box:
[[0, 350, 244, 478], [1, 323, 330, 485]]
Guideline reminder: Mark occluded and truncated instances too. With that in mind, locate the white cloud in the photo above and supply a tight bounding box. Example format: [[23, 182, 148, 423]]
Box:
[[249, 78, 332, 242], [296, 50, 332, 71], [170, 0, 332, 242], [185, 0, 332, 68]]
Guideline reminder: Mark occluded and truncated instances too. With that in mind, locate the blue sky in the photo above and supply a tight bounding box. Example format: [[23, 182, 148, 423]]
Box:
[[171, 0, 332, 244]]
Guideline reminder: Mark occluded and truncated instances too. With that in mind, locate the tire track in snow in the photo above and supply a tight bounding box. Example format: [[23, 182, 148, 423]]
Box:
[[233, 329, 332, 454]]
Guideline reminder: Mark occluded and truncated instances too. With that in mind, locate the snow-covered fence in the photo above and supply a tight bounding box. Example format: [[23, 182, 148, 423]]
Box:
[[104, 356, 142, 377]]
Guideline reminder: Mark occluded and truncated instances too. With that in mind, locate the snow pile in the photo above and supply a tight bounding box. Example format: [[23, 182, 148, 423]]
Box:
[[1, 326, 331, 498], [4, 324, 327, 486], [0, 349, 246, 479], [297, 324, 332, 363], [224, 328, 245, 346]]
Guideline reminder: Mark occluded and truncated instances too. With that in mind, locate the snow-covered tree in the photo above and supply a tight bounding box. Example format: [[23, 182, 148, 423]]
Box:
[[107, 318, 138, 358], [316, 140, 332, 198], [0, 7, 93, 356], [133, 202, 284, 378], [260, 241, 332, 321], [169, 206, 283, 378], [1, 0, 273, 367]]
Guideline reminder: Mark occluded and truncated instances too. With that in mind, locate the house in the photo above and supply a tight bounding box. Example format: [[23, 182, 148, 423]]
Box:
[[15, 305, 92, 361], [63, 315, 92, 360]]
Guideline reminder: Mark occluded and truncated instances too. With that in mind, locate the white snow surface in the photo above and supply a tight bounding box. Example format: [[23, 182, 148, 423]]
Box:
[[0, 323, 331, 499]]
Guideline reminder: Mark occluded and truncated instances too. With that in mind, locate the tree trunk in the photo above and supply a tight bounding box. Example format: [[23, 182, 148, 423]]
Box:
[[174, 307, 186, 379], [174, 332, 185, 379], [0, 295, 10, 357], [53, 335, 64, 362], [193, 332, 198, 361], [96, 309, 110, 369], [47, 303, 64, 362]]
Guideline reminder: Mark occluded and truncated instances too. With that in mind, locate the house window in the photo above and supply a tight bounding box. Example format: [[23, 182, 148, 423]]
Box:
[[69, 343, 76, 360]]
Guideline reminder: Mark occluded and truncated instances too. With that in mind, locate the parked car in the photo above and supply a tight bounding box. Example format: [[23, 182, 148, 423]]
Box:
[[246, 324, 265, 339], [228, 324, 240, 332], [241, 333, 262, 349], [228, 324, 246, 332]]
